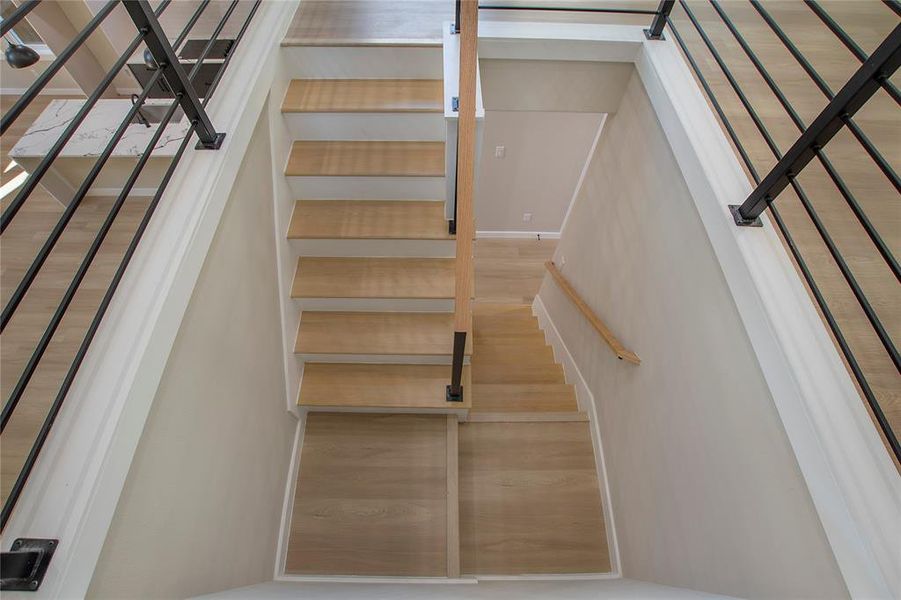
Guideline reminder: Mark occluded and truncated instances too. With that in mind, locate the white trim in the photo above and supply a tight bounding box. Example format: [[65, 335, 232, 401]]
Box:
[[559, 114, 607, 235], [0, 3, 301, 598], [476, 573, 620, 581], [275, 575, 477, 585], [476, 230, 561, 239], [532, 294, 622, 579], [274, 418, 305, 579]]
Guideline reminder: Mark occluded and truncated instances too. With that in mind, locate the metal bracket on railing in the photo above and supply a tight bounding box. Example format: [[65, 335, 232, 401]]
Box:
[[645, 0, 675, 40], [729, 205, 762, 227], [122, 0, 225, 150], [0, 539, 58, 591], [452, 96, 459, 112]]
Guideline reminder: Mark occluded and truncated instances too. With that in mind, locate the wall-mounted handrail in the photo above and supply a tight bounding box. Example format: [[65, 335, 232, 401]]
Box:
[[447, 0, 478, 402], [545, 261, 640, 365]]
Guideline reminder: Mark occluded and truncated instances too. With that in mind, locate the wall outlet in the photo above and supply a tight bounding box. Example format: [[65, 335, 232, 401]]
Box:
[[522, 212, 532, 223], [495, 145, 505, 158]]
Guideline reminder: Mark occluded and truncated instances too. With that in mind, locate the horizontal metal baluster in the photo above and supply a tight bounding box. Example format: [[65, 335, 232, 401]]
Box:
[[0, 0, 38, 37], [805, 0, 901, 105], [749, 0, 900, 194], [709, 1, 900, 285], [668, 10, 899, 462], [0, 116, 199, 531]]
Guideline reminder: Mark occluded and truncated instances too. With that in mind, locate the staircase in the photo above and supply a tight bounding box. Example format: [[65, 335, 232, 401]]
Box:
[[279, 36, 608, 578], [280, 51, 472, 415]]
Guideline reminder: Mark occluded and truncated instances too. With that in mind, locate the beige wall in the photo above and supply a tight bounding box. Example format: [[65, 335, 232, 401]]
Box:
[[476, 110, 602, 233], [480, 59, 633, 113], [538, 71, 848, 599], [87, 103, 296, 599]]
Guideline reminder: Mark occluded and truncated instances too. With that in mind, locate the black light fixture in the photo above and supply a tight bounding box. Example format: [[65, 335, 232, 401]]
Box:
[[4, 37, 39, 69]]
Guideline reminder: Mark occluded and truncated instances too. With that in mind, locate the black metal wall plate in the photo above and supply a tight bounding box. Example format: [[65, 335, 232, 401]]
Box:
[[1, 538, 58, 591], [729, 204, 763, 227]]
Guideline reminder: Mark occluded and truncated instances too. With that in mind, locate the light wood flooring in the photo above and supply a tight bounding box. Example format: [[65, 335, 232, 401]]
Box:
[[0, 95, 152, 507], [286, 413, 451, 576]]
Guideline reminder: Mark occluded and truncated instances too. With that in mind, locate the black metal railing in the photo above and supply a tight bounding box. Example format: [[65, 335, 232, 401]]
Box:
[[665, 0, 900, 464], [0, 0, 260, 534], [459, 1, 900, 464]]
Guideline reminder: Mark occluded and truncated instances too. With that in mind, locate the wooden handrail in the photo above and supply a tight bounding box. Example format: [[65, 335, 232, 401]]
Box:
[[453, 0, 478, 335], [545, 261, 641, 365]]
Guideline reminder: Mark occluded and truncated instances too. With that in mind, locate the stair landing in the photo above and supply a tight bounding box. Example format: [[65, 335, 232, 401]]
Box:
[[286, 413, 455, 576]]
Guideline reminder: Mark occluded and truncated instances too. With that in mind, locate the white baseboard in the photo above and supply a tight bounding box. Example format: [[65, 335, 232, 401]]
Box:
[[532, 294, 621, 577], [476, 230, 560, 239], [275, 417, 305, 579]]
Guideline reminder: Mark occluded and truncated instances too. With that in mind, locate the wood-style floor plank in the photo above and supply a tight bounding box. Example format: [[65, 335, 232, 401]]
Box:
[[286, 413, 449, 576], [289, 200, 451, 240], [292, 257, 457, 299], [286, 141, 445, 177], [295, 311, 472, 356], [299, 363, 471, 409], [459, 421, 610, 574], [283, 79, 443, 113]]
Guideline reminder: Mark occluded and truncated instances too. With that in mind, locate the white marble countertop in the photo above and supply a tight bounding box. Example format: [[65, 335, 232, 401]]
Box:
[[11, 99, 191, 158]]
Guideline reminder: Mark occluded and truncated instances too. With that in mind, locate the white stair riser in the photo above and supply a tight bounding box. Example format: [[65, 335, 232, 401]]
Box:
[[283, 113, 445, 141], [289, 238, 455, 257], [300, 405, 469, 419], [296, 353, 469, 365], [282, 45, 443, 79], [287, 175, 445, 199], [293, 298, 454, 312]]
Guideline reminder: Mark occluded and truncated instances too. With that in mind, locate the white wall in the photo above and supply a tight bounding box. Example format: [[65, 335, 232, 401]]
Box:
[[537, 70, 849, 599], [480, 59, 632, 113], [476, 110, 602, 234], [86, 103, 297, 599]]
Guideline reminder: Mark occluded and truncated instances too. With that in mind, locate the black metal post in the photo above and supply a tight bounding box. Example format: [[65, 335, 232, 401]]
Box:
[[646, 0, 675, 40], [454, 0, 461, 33], [735, 23, 901, 223], [446, 331, 467, 402], [122, 0, 224, 149]]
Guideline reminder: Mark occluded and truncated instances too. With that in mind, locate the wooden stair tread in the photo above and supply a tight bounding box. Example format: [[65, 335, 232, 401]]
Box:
[[472, 361, 566, 385], [299, 363, 471, 409], [286, 141, 445, 177], [289, 200, 451, 240], [470, 384, 578, 413], [283, 79, 443, 113], [292, 257, 461, 299], [296, 311, 473, 356]]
